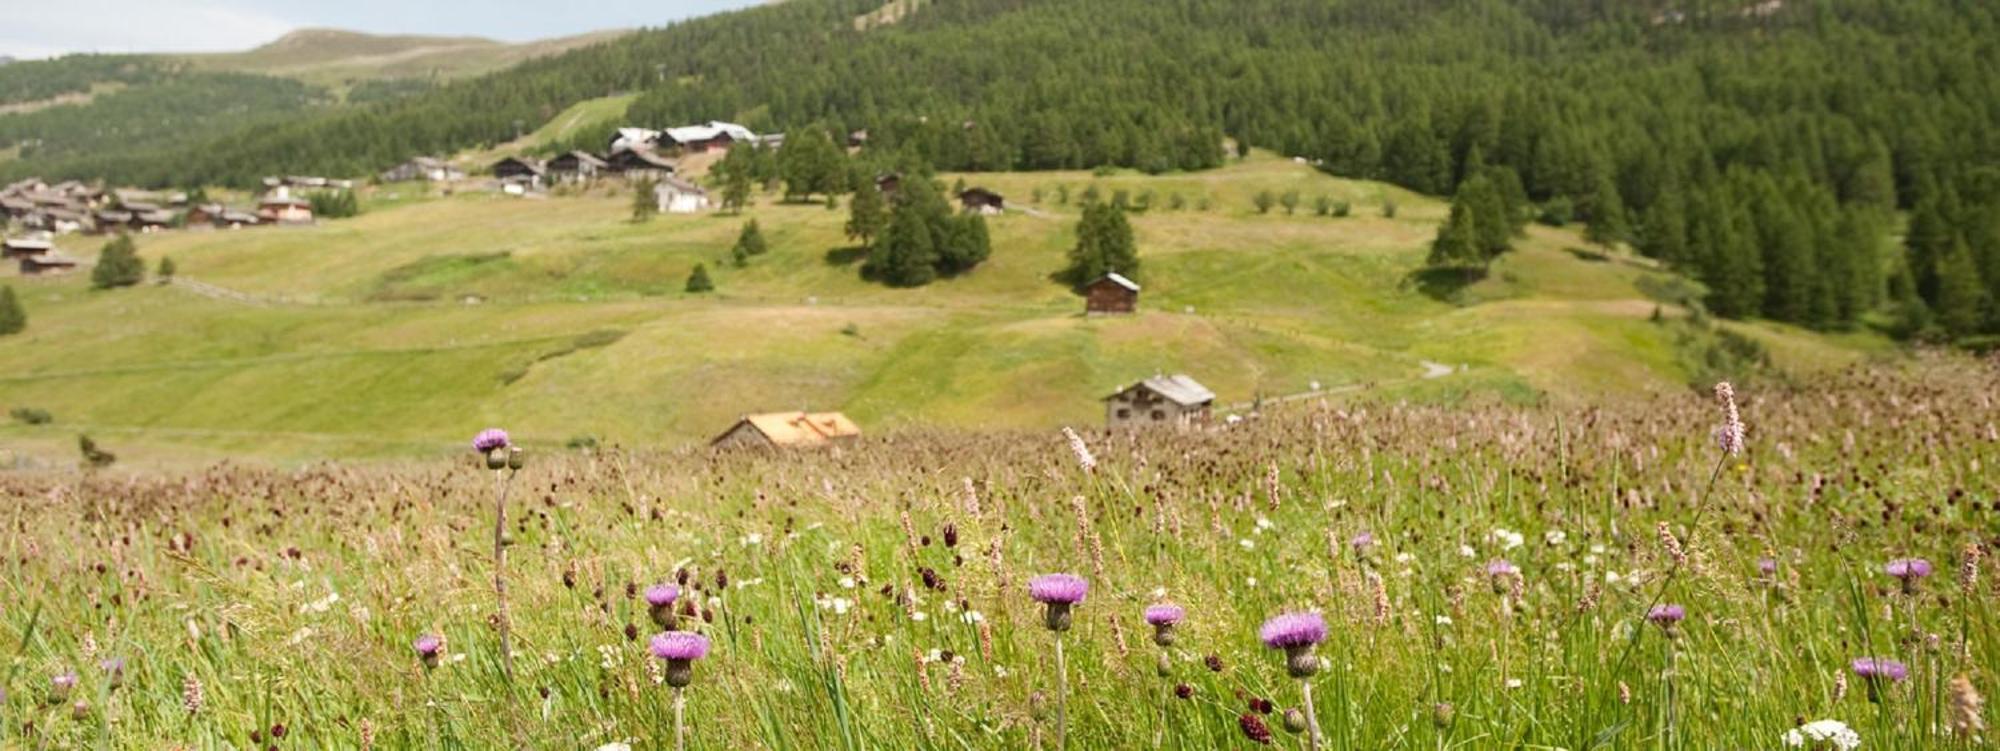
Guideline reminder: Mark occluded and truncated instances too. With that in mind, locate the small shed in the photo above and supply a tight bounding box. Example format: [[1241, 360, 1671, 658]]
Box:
[[19, 250, 79, 275], [711, 412, 862, 450], [381, 157, 464, 183], [1083, 272, 1140, 315], [959, 187, 1004, 215], [1103, 375, 1215, 430], [258, 196, 314, 225], [654, 176, 710, 214], [2, 235, 54, 259], [548, 151, 608, 182], [874, 172, 901, 196]]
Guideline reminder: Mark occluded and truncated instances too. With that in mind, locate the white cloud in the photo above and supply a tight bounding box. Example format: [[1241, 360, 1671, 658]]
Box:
[[0, 0, 296, 59]]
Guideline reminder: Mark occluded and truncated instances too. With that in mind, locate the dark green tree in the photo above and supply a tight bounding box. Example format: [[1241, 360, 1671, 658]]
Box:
[[632, 178, 658, 222], [0, 285, 24, 336], [1428, 199, 1483, 269], [734, 220, 768, 258], [90, 234, 144, 289], [156, 256, 176, 281], [846, 183, 889, 247], [685, 263, 714, 293], [779, 126, 845, 201]]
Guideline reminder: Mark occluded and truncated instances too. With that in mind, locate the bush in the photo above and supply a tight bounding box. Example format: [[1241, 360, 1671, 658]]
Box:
[[10, 407, 52, 425], [1333, 200, 1352, 217], [1538, 196, 1575, 227]]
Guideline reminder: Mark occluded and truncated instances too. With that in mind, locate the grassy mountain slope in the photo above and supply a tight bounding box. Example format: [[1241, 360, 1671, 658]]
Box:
[[0, 155, 1885, 466], [176, 28, 633, 90]]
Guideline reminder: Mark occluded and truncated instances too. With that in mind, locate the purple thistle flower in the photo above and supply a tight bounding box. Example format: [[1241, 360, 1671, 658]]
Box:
[[99, 658, 125, 688], [649, 632, 712, 662], [1144, 604, 1186, 626], [1885, 558, 1933, 579], [1647, 604, 1686, 625], [414, 633, 444, 669], [1485, 559, 1518, 577], [1029, 574, 1088, 605], [651, 631, 712, 688], [1259, 612, 1327, 650], [1851, 657, 1909, 682], [471, 428, 510, 453], [1757, 557, 1779, 577], [646, 584, 681, 607], [1349, 532, 1375, 553]]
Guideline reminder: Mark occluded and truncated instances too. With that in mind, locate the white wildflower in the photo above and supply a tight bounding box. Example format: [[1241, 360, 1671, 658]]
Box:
[[1781, 719, 1860, 750], [1544, 530, 1567, 546]]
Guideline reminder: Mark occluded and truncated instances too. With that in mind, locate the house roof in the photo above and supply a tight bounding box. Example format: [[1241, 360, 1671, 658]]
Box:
[[3, 236, 53, 251], [259, 195, 311, 208], [664, 121, 757, 145], [611, 127, 660, 152], [552, 150, 608, 168], [719, 411, 862, 447], [1092, 272, 1141, 293], [219, 210, 261, 223], [609, 148, 677, 171], [1106, 374, 1215, 406], [656, 175, 706, 195], [25, 250, 79, 265], [492, 156, 545, 175]]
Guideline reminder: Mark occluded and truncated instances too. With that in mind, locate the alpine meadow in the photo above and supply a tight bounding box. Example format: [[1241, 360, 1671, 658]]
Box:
[[0, 1, 1997, 749]]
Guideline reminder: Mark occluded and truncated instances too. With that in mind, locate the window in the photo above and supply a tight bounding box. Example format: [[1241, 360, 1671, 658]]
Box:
[[1117, 408, 1130, 419], [1151, 410, 1166, 421]]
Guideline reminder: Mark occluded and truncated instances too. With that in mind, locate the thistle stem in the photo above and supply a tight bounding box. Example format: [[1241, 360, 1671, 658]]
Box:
[[492, 470, 516, 685], [674, 686, 687, 751], [1301, 679, 1323, 751], [1054, 634, 1068, 751]]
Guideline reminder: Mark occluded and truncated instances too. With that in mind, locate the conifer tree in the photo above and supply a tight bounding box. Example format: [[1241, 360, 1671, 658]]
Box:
[[1427, 199, 1483, 269], [156, 256, 176, 281], [1934, 239, 1987, 338], [846, 184, 888, 247], [685, 263, 714, 293], [0, 285, 25, 336], [632, 178, 659, 222], [734, 220, 768, 258], [90, 235, 145, 289], [1582, 170, 1628, 248]]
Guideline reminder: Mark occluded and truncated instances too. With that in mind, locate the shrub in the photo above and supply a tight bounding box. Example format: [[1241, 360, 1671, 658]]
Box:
[[10, 407, 52, 425]]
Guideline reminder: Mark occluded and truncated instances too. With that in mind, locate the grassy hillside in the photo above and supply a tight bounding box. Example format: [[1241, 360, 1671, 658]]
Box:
[[0, 156, 1888, 466], [177, 28, 633, 92]]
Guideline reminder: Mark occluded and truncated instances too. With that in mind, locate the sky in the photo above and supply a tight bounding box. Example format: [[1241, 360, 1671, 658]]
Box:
[[0, 0, 767, 59]]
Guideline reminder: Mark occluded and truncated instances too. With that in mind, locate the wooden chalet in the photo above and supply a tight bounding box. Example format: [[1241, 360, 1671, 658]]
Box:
[[711, 412, 862, 450], [661, 121, 758, 154], [1103, 375, 1215, 430], [2, 235, 54, 259], [257, 195, 314, 225], [606, 148, 676, 180], [380, 156, 464, 183], [547, 151, 609, 182], [19, 250, 80, 276], [491, 157, 546, 186], [958, 187, 1005, 215], [1083, 272, 1140, 315]]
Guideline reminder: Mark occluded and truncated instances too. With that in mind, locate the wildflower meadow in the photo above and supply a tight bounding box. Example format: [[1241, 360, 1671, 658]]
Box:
[[2, 361, 1995, 749]]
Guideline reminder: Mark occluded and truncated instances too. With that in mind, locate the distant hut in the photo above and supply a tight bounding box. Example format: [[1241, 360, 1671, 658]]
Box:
[[381, 156, 464, 183], [847, 129, 870, 149], [184, 203, 224, 228], [257, 195, 314, 225], [2, 235, 54, 259], [19, 250, 79, 276], [1102, 375, 1215, 430], [606, 148, 677, 181], [653, 176, 710, 214], [874, 172, 902, 196], [491, 156, 546, 188], [1083, 272, 1140, 315], [547, 151, 608, 183], [958, 187, 1005, 215], [711, 412, 862, 450]]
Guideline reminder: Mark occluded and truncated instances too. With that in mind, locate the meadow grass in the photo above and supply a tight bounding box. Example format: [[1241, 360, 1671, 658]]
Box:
[[0, 156, 1890, 464], [0, 361, 1993, 749]]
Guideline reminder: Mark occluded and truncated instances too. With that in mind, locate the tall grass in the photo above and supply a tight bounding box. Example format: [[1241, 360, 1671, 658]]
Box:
[[0, 362, 1994, 748]]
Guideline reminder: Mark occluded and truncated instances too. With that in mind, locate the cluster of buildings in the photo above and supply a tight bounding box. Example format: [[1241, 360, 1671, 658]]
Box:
[[710, 374, 1214, 450], [1, 176, 337, 244], [381, 120, 780, 212]]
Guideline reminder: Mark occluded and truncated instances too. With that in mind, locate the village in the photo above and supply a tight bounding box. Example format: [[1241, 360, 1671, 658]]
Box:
[[2, 116, 1231, 449]]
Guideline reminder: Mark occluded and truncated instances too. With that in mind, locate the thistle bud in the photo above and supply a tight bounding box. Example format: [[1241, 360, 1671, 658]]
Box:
[[1029, 690, 1049, 720], [1155, 651, 1172, 677], [1282, 708, 1309, 734], [1432, 702, 1456, 728], [1042, 602, 1073, 632], [506, 446, 524, 470], [1285, 646, 1320, 679], [484, 450, 506, 470]]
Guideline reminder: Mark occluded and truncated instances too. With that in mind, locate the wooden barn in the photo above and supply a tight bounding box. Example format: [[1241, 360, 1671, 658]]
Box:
[[959, 187, 1005, 215], [491, 157, 546, 187], [1083, 272, 1140, 315], [257, 195, 314, 225], [2, 235, 54, 259], [1103, 375, 1215, 430], [711, 412, 862, 450], [19, 250, 79, 276], [547, 151, 608, 182], [606, 148, 677, 181]]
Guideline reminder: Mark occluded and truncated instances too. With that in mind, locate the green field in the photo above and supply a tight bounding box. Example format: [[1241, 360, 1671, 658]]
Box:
[[0, 156, 1889, 466], [176, 28, 633, 92]]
